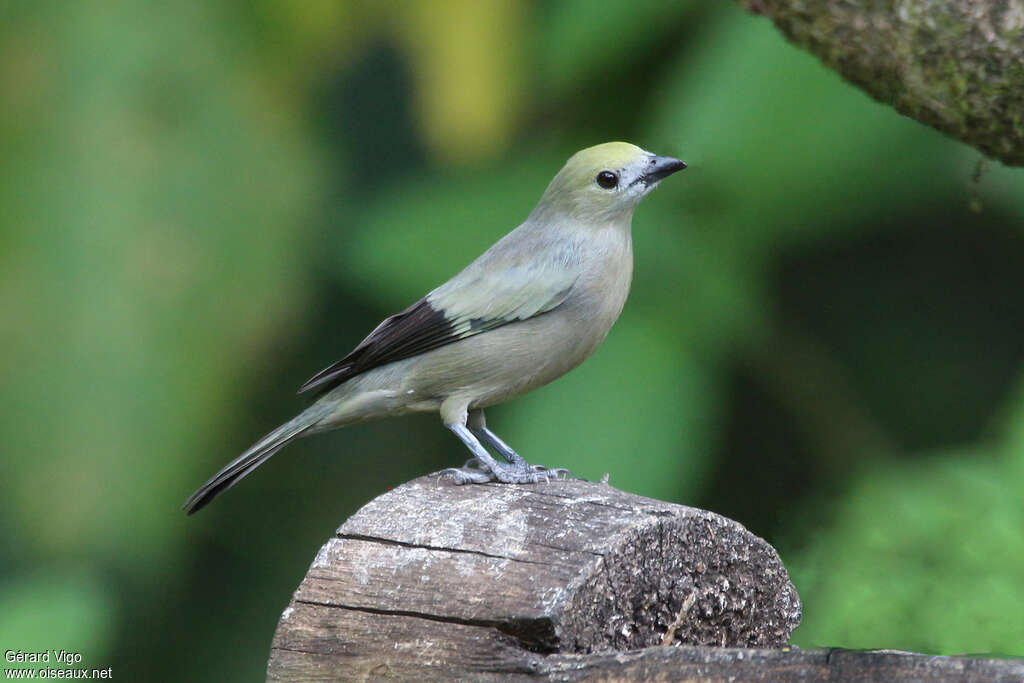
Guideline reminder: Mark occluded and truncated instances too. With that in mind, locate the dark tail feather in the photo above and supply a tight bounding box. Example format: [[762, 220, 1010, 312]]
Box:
[[183, 410, 322, 515]]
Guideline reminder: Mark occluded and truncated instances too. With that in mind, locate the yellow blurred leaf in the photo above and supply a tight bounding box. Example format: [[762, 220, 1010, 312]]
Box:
[[393, 0, 526, 163]]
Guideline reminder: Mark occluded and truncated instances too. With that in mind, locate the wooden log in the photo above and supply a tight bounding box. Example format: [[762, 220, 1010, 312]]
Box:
[[267, 477, 1024, 680], [267, 476, 803, 680]]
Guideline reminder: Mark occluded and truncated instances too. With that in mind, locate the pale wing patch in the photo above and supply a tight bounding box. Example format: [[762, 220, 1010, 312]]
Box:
[[428, 231, 583, 325], [299, 236, 581, 397]]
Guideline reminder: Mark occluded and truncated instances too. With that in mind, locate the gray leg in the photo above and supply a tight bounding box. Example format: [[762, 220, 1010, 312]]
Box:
[[472, 419, 573, 479], [440, 423, 556, 484], [467, 409, 528, 468], [469, 409, 573, 479], [440, 408, 573, 484]]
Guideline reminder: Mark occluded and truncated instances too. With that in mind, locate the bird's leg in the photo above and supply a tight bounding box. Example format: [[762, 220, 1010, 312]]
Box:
[[469, 408, 574, 479], [467, 409, 529, 469], [438, 408, 573, 484], [439, 403, 563, 484], [483, 430, 573, 480], [467, 414, 574, 479], [441, 423, 515, 484]]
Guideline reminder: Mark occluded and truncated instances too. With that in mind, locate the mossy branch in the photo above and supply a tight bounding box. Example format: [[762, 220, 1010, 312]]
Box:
[[739, 0, 1024, 166]]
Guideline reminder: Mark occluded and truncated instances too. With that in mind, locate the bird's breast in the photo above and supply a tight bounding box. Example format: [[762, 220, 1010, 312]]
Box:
[[566, 229, 634, 334]]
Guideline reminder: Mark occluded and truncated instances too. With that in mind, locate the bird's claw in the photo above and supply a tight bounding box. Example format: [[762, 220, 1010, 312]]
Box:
[[438, 467, 492, 484], [438, 462, 575, 485], [530, 465, 574, 480]]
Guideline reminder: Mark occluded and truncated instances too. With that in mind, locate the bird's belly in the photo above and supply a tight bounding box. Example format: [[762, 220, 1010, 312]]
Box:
[[313, 317, 602, 428]]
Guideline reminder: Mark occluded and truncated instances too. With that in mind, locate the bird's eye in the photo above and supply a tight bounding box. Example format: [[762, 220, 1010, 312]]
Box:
[[596, 171, 618, 189]]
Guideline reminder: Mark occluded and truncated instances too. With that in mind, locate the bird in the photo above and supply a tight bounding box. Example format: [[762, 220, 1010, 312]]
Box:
[[184, 142, 685, 514]]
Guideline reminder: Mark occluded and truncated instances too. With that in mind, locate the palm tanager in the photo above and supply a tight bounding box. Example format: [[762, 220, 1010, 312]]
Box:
[[184, 142, 685, 514]]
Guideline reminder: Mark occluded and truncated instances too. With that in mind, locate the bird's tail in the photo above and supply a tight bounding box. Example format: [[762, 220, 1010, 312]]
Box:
[[183, 404, 331, 515]]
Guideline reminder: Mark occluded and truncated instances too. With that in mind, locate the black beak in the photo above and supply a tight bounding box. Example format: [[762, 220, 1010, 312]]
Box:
[[638, 155, 687, 185]]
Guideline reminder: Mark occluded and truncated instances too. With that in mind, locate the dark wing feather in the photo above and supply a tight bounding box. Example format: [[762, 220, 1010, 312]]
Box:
[[297, 298, 507, 396], [299, 232, 582, 397]]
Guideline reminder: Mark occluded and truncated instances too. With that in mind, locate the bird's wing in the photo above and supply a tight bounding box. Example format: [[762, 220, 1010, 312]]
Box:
[[298, 244, 580, 396]]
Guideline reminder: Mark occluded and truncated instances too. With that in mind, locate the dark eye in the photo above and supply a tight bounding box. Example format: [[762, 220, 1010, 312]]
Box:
[[596, 171, 618, 189]]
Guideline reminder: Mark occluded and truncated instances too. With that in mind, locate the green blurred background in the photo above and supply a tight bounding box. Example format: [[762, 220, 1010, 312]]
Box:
[[3, 1, 1023, 678]]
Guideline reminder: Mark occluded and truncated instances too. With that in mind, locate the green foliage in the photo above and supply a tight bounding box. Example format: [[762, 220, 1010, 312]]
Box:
[[536, 0, 697, 92], [791, 450, 1024, 654], [0, 573, 114, 665], [3, 1, 1024, 679], [339, 153, 561, 303]]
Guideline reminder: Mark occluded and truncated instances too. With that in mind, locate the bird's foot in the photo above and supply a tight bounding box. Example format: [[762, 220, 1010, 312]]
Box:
[[438, 466, 493, 484], [442, 422, 574, 484], [460, 457, 572, 477], [439, 460, 575, 485], [530, 465, 575, 480]]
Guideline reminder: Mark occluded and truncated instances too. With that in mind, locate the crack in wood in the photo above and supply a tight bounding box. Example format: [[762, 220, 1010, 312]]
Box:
[[598, 552, 622, 609], [293, 598, 561, 653], [527, 539, 604, 558], [270, 477, 812, 678], [334, 532, 561, 567], [269, 645, 334, 658], [660, 591, 697, 646]]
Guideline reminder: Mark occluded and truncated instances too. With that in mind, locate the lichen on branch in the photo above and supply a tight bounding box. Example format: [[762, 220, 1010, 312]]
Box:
[[740, 0, 1024, 166]]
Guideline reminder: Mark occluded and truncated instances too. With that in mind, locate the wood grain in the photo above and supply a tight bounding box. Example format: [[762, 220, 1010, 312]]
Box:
[[267, 476, 803, 679]]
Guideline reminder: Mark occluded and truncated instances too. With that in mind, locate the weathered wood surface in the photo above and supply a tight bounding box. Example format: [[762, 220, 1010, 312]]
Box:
[[269, 643, 1024, 681], [267, 476, 800, 680], [266, 476, 1024, 681]]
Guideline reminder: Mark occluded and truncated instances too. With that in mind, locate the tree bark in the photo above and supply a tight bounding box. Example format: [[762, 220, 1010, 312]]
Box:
[[739, 0, 1024, 166]]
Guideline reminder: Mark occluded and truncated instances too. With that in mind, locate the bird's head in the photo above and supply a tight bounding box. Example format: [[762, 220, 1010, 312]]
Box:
[[532, 142, 686, 223]]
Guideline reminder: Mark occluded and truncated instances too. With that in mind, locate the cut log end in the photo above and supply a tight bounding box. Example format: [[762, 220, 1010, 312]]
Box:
[[268, 476, 801, 679]]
